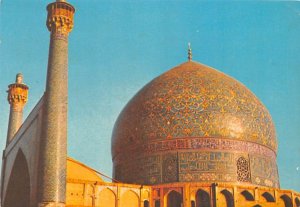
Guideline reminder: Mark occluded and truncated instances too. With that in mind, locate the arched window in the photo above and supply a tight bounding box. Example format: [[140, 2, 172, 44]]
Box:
[[167, 191, 182, 207], [196, 189, 211, 207], [220, 189, 234, 207], [144, 200, 149, 207], [155, 200, 160, 207], [191, 200, 196, 207], [261, 192, 275, 202], [241, 190, 254, 201], [237, 157, 251, 182], [280, 195, 293, 207], [253, 205, 262, 207], [295, 197, 300, 207]]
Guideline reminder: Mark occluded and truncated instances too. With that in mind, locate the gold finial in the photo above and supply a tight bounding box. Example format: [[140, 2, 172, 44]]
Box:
[[188, 42, 192, 61], [56, 0, 66, 2]]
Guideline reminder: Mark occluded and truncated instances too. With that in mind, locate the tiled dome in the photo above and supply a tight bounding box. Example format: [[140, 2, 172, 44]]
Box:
[[112, 61, 279, 187]]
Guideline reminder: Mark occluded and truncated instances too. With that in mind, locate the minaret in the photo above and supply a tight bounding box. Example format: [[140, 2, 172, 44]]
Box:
[[6, 73, 29, 146], [38, 0, 74, 206]]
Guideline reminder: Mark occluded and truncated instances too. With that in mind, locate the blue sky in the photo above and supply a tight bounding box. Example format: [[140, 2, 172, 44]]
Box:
[[0, 0, 299, 191]]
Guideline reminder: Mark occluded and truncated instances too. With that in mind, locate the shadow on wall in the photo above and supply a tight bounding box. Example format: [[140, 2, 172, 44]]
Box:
[[3, 150, 30, 207]]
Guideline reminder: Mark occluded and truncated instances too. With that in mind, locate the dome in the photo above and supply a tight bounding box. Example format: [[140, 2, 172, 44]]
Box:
[[112, 61, 279, 188]]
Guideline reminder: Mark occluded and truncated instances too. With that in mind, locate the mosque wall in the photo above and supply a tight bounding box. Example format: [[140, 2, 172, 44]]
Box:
[[1, 97, 44, 207], [65, 181, 300, 207], [66, 180, 151, 207]]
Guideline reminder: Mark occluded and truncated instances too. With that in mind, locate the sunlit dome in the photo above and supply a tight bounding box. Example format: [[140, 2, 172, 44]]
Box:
[[112, 60, 279, 188]]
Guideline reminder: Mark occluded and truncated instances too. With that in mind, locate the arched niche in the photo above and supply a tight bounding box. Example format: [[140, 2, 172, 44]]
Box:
[[220, 189, 234, 207], [253, 205, 262, 207], [241, 190, 255, 201], [166, 190, 182, 207], [142, 190, 150, 199], [85, 184, 95, 206], [144, 200, 150, 207], [196, 189, 211, 207], [295, 197, 300, 207], [280, 194, 293, 207], [155, 200, 160, 207], [96, 188, 116, 207], [120, 190, 139, 207], [3, 150, 30, 207], [261, 192, 275, 202]]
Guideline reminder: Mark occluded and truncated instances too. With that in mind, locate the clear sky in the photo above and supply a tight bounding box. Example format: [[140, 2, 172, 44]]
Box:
[[0, 0, 299, 191]]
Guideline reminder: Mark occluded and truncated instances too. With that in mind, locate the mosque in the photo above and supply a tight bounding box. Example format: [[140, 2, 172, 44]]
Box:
[[1, 0, 299, 207]]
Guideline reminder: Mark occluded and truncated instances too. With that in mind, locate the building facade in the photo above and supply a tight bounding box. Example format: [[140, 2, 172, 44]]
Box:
[[1, 0, 299, 207]]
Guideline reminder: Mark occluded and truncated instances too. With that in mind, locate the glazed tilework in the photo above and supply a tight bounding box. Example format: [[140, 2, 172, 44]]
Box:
[[38, 0, 75, 203], [250, 154, 279, 188], [112, 61, 279, 188], [113, 137, 276, 163], [114, 154, 162, 184], [162, 153, 178, 183], [178, 151, 237, 183], [39, 36, 69, 203], [114, 150, 279, 187]]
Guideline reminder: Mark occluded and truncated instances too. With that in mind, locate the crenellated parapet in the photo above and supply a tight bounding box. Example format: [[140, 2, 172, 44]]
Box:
[[46, 0, 75, 38]]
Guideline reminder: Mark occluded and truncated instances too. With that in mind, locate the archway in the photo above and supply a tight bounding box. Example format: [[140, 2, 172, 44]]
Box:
[[120, 190, 139, 207], [144, 200, 150, 207], [280, 195, 292, 207], [295, 197, 300, 207], [241, 190, 255, 201], [196, 189, 211, 207], [261, 192, 275, 202], [97, 188, 116, 207], [3, 150, 30, 207], [155, 200, 160, 207], [167, 190, 182, 207], [220, 189, 234, 207]]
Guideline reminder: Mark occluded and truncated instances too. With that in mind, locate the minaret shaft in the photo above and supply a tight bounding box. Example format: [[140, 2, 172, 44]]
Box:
[[6, 107, 23, 144], [39, 35, 68, 206], [38, 1, 74, 206]]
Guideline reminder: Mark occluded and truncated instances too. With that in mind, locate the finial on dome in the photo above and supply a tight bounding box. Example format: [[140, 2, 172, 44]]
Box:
[[56, 0, 67, 2], [188, 42, 192, 61]]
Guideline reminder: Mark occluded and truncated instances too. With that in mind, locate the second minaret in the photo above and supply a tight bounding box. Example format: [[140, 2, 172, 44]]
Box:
[[6, 73, 28, 146]]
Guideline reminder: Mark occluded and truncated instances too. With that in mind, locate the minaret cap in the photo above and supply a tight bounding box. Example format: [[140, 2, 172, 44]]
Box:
[[46, 0, 75, 36], [16, 73, 23, 84], [188, 42, 192, 61], [7, 73, 29, 106]]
